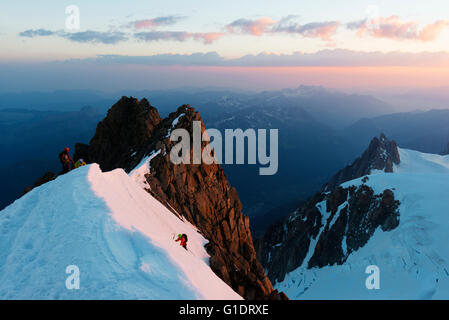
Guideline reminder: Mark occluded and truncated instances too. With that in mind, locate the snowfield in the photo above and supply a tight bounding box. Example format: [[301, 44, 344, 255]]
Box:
[[276, 148, 449, 299], [0, 164, 241, 300]]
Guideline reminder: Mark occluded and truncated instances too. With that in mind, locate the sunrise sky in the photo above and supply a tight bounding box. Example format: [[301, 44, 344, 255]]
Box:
[[1, 0, 449, 91]]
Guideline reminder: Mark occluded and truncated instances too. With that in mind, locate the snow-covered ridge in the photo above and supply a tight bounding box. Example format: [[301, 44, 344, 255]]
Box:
[[129, 149, 161, 189], [0, 164, 241, 299], [276, 147, 449, 299], [393, 148, 449, 174]]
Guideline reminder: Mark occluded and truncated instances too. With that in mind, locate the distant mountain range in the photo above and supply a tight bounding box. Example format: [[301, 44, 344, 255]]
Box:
[[2, 87, 449, 238], [344, 109, 449, 154]]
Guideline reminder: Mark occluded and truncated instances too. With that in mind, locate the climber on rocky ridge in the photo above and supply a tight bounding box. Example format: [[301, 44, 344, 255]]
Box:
[[59, 147, 74, 174], [74, 158, 87, 168]]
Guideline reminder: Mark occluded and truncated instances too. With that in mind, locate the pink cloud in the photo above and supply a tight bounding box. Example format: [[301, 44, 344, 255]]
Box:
[[129, 16, 224, 44], [227, 17, 339, 42], [131, 16, 183, 30], [354, 16, 449, 42], [133, 20, 159, 29], [134, 31, 224, 44], [419, 20, 449, 41], [293, 22, 340, 41], [227, 18, 276, 36], [192, 32, 225, 44]]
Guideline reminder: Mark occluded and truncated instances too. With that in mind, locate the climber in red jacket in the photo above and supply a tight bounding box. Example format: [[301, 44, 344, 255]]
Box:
[[175, 233, 188, 250], [59, 147, 74, 174]]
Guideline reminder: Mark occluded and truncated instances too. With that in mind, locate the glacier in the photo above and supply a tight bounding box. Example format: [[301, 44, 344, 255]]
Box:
[[275, 148, 449, 299]]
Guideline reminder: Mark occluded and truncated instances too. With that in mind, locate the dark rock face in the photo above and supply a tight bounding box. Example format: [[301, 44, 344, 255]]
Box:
[[73, 143, 90, 163], [75, 96, 162, 172], [323, 134, 400, 191], [256, 134, 401, 284], [73, 97, 285, 300], [257, 184, 400, 283], [23, 171, 58, 195], [33, 172, 58, 188]]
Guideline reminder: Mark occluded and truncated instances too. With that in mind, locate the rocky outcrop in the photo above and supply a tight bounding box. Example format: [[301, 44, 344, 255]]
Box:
[[75, 96, 162, 171], [74, 96, 286, 300], [257, 181, 400, 284], [323, 134, 400, 191], [23, 171, 58, 195], [256, 134, 401, 284]]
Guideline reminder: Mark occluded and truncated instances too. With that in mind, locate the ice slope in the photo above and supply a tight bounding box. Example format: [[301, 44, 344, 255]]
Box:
[[0, 164, 241, 300], [276, 148, 449, 299]]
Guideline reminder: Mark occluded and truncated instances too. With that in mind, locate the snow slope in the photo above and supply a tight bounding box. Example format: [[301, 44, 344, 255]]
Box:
[[276, 148, 449, 299], [0, 164, 241, 300], [129, 149, 161, 189]]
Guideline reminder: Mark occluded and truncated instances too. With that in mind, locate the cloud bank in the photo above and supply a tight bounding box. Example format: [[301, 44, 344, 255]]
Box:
[[19, 15, 449, 45], [80, 50, 449, 67]]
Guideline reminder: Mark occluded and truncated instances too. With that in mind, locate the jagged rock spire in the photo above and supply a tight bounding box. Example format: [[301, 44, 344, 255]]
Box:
[[74, 96, 286, 300], [75, 96, 162, 172], [256, 134, 401, 285], [323, 133, 400, 191]]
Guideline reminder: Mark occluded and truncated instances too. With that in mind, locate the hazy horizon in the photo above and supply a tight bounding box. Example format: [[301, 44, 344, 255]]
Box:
[[2, 84, 449, 113]]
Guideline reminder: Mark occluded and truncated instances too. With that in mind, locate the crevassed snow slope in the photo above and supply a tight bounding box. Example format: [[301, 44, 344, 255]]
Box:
[[276, 148, 449, 299], [0, 164, 241, 300]]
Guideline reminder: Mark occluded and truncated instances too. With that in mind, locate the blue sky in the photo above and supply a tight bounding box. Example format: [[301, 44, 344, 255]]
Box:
[[1, 1, 449, 91]]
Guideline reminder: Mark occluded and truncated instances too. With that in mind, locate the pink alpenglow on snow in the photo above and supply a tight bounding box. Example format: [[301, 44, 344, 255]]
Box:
[[0, 164, 242, 299]]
